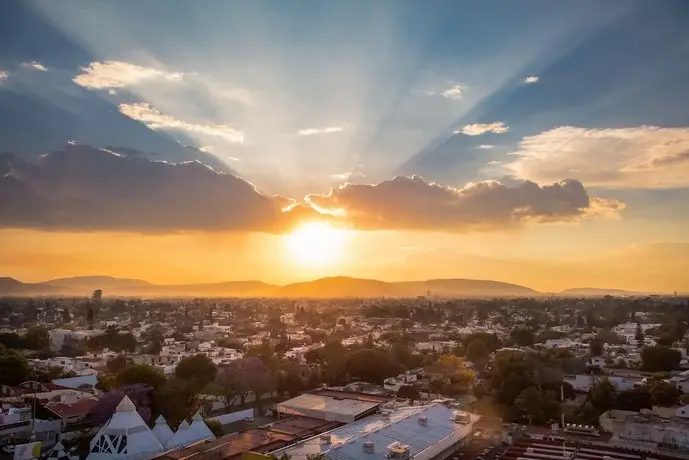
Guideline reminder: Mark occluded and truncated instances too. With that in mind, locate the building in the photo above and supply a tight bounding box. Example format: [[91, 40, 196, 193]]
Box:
[[271, 403, 480, 460], [86, 396, 164, 460], [164, 413, 216, 450], [153, 417, 339, 460], [601, 409, 689, 451], [275, 391, 388, 423]]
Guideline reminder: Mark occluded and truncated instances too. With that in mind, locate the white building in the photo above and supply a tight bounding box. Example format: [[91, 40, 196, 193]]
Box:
[[271, 403, 480, 460], [602, 409, 689, 451], [86, 396, 164, 460]]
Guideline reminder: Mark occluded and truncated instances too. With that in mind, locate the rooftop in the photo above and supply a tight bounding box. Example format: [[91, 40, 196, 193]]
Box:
[[44, 397, 98, 418], [276, 394, 381, 423], [272, 403, 480, 460]]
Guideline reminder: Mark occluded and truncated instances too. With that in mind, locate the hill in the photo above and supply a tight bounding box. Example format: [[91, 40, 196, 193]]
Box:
[[560, 287, 656, 296], [396, 279, 537, 297], [0, 275, 539, 298], [280, 277, 402, 297], [0, 277, 64, 295]]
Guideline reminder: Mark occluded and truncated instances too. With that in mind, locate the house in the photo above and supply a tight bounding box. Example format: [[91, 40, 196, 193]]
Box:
[[43, 395, 98, 431]]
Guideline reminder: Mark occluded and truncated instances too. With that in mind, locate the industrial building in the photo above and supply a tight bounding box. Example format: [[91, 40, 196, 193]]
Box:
[[271, 403, 480, 460]]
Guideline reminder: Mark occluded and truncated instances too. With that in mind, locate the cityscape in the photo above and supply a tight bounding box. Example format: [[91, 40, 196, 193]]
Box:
[[2, 1, 689, 460]]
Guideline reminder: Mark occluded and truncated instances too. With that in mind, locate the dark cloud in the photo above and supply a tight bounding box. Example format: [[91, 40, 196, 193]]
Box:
[[0, 145, 311, 232], [0, 146, 623, 233], [307, 176, 623, 231]]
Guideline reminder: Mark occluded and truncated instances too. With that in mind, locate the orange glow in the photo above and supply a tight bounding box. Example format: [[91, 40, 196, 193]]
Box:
[[284, 221, 350, 267]]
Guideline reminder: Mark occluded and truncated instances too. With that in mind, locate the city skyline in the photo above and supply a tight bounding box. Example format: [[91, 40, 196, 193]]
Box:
[[1, 1, 689, 292]]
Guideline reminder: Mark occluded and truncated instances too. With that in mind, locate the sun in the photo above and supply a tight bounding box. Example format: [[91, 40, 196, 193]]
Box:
[[284, 221, 349, 267]]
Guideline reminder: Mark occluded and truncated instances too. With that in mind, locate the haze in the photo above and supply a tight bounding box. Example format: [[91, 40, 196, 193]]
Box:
[[1, 0, 689, 293]]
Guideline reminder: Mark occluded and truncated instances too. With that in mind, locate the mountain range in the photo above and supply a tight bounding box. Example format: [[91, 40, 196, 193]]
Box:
[[0, 276, 659, 298]]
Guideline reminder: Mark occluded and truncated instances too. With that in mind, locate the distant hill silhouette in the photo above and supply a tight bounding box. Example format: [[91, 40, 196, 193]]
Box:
[[0, 275, 538, 297], [0, 275, 664, 298], [559, 287, 656, 296]]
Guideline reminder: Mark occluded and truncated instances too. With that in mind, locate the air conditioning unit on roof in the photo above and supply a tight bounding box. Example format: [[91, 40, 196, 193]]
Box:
[[363, 440, 375, 454]]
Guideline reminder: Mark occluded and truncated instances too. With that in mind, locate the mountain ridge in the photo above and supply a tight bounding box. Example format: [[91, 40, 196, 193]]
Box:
[[0, 275, 663, 298]]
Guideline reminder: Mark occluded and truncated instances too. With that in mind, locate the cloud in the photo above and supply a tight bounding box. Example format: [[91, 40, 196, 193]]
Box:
[[22, 61, 48, 72], [297, 127, 344, 136], [73, 61, 183, 90], [524, 76, 539, 84], [455, 122, 510, 136], [0, 146, 622, 234], [0, 146, 312, 232], [119, 102, 245, 144], [477, 144, 495, 149], [505, 126, 689, 188], [442, 84, 464, 100], [307, 176, 623, 231], [0, 71, 8, 84]]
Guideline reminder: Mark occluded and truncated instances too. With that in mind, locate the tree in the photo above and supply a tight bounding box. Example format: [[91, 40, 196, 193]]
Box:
[[510, 328, 535, 347], [635, 323, 644, 343], [0, 332, 24, 349], [465, 339, 490, 365], [641, 346, 681, 372], [462, 332, 501, 352], [175, 354, 218, 395], [89, 384, 153, 424], [397, 385, 420, 404], [205, 419, 224, 438], [514, 387, 546, 425], [589, 378, 617, 413], [106, 355, 133, 374], [589, 336, 604, 357], [346, 348, 394, 384], [24, 326, 50, 350], [489, 351, 536, 407], [649, 381, 680, 407], [116, 364, 166, 390], [425, 355, 476, 396], [277, 369, 304, 398], [0, 348, 31, 385], [615, 387, 652, 412], [213, 358, 273, 408], [155, 378, 199, 427]]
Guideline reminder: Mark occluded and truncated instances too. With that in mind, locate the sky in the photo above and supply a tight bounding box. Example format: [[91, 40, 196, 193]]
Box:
[[1, 0, 689, 292]]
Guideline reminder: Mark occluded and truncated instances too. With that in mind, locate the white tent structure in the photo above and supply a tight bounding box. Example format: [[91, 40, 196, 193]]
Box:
[[164, 413, 215, 450], [46, 441, 77, 460], [151, 415, 174, 446], [188, 412, 216, 443], [86, 396, 164, 460]]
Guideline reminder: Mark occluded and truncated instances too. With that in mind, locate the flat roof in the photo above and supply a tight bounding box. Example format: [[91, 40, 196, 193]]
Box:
[[272, 403, 480, 460], [276, 394, 380, 423]]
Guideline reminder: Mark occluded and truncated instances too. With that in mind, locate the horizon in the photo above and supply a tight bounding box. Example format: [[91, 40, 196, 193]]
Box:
[[1, 273, 677, 296], [1, 1, 689, 293]]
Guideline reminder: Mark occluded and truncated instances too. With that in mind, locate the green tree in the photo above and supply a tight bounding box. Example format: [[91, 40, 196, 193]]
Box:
[[0, 348, 31, 385], [106, 355, 133, 374], [175, 354, 218, 394], [24, 326, 50, 350], [514, 387, 546, 425], [425, 355, 476, 396], [615, 387, 652, 411], [116, 364, 166, 390], [510, 328, 535, 347], [346, 348, 393, 384], [649, 381, 680, 407], [205, 419, 224, 438], [465, 339, 490, 365], [589, 336, 604, 357], [397, 384, 420, 403], [589, 378, 617, 413], [641, 346, 681, 372]]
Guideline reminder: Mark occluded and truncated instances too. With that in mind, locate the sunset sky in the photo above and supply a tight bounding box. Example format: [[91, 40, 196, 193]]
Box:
[[1, 0, 689, 292]]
